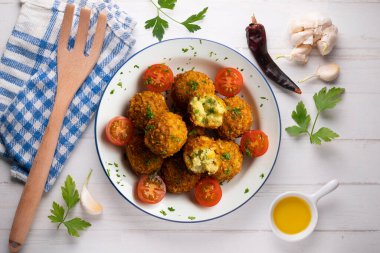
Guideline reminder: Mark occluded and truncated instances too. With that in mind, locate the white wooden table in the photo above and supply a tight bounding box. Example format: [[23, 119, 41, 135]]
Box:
[[1, 0, 380, 252]]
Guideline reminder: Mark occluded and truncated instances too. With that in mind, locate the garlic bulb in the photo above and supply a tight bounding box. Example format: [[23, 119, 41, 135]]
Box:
[[317, 25, 338, 56]]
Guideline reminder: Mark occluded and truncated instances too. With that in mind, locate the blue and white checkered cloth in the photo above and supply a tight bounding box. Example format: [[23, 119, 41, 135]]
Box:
[[0, 0, 136, 191]]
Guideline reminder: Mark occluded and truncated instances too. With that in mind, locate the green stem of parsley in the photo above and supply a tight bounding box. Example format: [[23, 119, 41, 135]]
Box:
[[310, 111, 320, 136], [150, 0, 182, 24], [57, 207, 72, 229]]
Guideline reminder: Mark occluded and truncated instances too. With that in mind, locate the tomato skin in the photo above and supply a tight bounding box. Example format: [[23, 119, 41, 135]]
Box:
[[214, 67, 243, 97], [194, 177, 222, 207], [105, 116, 134, 146], [136, 175, 166, 204], [142, 64, 174, 92], [240, 130, 269, 157]]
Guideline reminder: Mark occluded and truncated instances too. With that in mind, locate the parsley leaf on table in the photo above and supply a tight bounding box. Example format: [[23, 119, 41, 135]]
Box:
[[61, 175, 80, 209], [285, 87, 345, 145], [63, 218, 92, 238], [158, 0, 176, 9], [144, 16, 169, 42], [48, 175, 91, 237], [145, 0, 208, 41], [181, 7, 208, 32]]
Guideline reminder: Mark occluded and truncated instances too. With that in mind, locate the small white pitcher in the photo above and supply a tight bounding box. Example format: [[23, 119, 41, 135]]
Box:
[[269, 179, 339, 242]]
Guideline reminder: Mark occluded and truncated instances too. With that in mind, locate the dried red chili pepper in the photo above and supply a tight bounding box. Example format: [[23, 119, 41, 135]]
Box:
[[246, 17, 302, 94]]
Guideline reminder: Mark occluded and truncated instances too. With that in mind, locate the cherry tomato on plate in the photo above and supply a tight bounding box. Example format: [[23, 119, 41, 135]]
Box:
[[214, 67, 243, 97], [136, 175, 166, 204], [142, 64, 174, 92], [194, 177, 222, 207], [240, 130, 269, 157], [105, 116, 134, 146]]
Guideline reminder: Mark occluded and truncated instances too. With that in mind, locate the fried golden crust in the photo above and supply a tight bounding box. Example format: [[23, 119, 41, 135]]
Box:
[[126, 135, 163, 175], [126, 91, 169, 130], [212, 140, 243, 183], [160, 156, 201, 193], [144, 112, 188, 158], [218, 96, 253, 140], [182, 136, 221, 174], [171, 71, 215, 109]]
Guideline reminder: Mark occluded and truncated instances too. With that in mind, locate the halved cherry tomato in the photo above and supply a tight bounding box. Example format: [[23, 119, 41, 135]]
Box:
[[142, 64, 174, 92], [194, 177, 222, 207], [240, 130, 269, 157], [105, 116, 134, 146], [136, 175, 166, 204], [214, 67, 243, 97]]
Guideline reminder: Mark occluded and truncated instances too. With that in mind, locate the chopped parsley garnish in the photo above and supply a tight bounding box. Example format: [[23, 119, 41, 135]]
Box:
[[231, 107, 241, 115], [223, 168, 231, 175], [134, 65, 139, 69], [160, 210, 167, 216], [182, 48, 189, 53], [145, 159, 151, 166], [260, 173, 265, 179], [194, 109, 200, 114], [244, 188, 249, 194], [187, 80, 199, 90], [188, 129, 197, 136], [110, 89, 115, 95], [117, 82, 123, 87], [106, 169, 110, 176], [188, 216, 196, 220], [207, 108, 215, 115], [245, 148, 252, 157], [171, 136, 182, 142], [145, 124, 154, 133], [146, 105, 154, 119], [143, 77, 153, 86], [168, 207, 175, 212], [221, 153, 231, 160]]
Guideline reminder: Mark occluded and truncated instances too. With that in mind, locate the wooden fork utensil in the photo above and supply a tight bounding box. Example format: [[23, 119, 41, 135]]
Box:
[[8, 4, 106, 252]]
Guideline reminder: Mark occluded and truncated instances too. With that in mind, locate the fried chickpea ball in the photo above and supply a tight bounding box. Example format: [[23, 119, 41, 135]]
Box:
[[126, 135, 163, 175], [183, 136, 221, 175], [212, 140, 243, 183], [126, 91, 169, 130], [188, 93, 226, 129], [218, 96, 253, 140], [160, 156, 201, 193], [144, 112, 188, 158], [171, 70, 215, 109]]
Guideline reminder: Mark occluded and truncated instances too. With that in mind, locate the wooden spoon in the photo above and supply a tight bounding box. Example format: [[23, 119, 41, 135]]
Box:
[[8, 4, 106, 252]]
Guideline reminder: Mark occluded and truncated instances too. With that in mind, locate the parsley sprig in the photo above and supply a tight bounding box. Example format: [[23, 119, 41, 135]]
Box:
[[48, 175, 91, 237], [145, 0, 208, 41], [286, 87, 345, 145]]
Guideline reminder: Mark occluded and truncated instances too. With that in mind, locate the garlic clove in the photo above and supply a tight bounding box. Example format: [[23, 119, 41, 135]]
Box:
[[289, 20, 304, 34], [276, 45, 313, 64], [302, 35, 314, 45], [290, 29, 314, 46], [316, 63, 340, 82], [81, 170, 103, 215], [299, 63, 340, 83], [317, 25, 338, 56]]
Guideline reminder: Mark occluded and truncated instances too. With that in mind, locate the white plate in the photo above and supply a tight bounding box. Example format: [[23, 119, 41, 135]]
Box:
[[95, 38, 281, 223]]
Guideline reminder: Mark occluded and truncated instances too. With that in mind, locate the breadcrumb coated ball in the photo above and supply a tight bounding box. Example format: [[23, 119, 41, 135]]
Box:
[[126, 91, 169, 130], [126, 135, 163, 175], [183, 136, 221, 175], [171, 70, 215, 109], [212, 140, 243, 183], [160, 156, 201, 193], [144, 112, 188, 158], [188, 94, 226, 129], [218, 96, 253, 140]]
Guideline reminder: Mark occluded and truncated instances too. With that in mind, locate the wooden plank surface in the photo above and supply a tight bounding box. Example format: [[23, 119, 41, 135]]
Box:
[[0, 0, 379, 252]]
